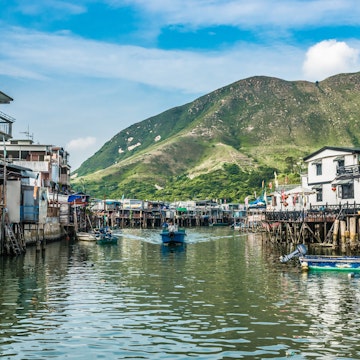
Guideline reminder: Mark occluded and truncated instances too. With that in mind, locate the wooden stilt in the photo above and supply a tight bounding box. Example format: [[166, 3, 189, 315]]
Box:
[[332, 219, 340, 247], [340, 220, 347, 249], [349, 217, 356, 249]]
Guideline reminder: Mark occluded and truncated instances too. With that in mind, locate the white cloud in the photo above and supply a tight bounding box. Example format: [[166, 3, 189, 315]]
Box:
[[66, 136, 97, 169], [0, 26, 303, 94], [302, 40, 360, 81], [16, 0, 85, 16], [66, 136, 96, 150], [116, 0, 360, 29]]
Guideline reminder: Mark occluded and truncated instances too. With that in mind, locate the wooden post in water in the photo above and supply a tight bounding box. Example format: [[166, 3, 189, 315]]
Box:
[[340, 220, 347, 248], [332, 219, 339, 247], [349, 217, 357, 249], [36, 224, 41, 252], [42, 234, 46, 251]]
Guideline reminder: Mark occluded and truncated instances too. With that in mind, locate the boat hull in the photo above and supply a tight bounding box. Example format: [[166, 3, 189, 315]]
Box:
[[210, 222, 229, 227], [77, 232, 97, 241], [96, 232, 118, 245], [96, 236, 118, 245], [161, 229, 186, 244], [300, 255, 360, 271], [92, 227, 119, 245]]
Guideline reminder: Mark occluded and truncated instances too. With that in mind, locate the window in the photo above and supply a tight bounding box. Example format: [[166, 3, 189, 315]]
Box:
[[316, 187, 323, 202], [341, 182, 354, 199], [316, 163, 322, 176]]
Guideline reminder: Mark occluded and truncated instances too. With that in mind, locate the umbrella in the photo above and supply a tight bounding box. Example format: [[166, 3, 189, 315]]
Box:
[[285, 186, 315, 195]]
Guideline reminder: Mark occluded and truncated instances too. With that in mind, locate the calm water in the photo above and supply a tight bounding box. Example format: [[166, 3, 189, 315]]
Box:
[[1, 227, 360, 359]]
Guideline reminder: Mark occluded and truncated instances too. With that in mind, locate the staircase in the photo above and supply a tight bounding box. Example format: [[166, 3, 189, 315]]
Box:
[[4, 223, 25, 255]]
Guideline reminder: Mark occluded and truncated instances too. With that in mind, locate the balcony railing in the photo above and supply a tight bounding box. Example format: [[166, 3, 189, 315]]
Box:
[[336, 165, 360, 177], [0, 111, 14, 139]]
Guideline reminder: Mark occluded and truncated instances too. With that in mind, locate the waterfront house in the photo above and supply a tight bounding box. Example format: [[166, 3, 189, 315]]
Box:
[[0, 138, 72, 227], [3, 139, 71, 194], [304, 146, 360, 207], [264, 147, 360, 246], [267, 182, 313, 212], [266, 147, 360, 212], [0, 89, 73, 254]]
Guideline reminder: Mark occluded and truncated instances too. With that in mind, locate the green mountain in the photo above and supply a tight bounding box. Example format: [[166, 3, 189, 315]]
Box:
[[71, 72, 360, 202]]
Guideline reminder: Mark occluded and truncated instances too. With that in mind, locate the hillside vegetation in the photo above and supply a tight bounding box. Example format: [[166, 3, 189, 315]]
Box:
[[71, 72, 360, 202]]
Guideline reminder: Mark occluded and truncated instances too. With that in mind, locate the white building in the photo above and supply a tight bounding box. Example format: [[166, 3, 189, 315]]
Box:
[[268, 146, 360, 212], [1, 139, 71, 194], [304, 146, 360, 207]]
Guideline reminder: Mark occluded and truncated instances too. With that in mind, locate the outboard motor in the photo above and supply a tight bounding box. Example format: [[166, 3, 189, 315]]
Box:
[[280, 244, 307, 263]]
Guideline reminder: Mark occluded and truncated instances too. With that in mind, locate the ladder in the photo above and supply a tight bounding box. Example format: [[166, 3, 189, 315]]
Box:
[[5, 223, 24, 255], [17, 223, 26, 251]]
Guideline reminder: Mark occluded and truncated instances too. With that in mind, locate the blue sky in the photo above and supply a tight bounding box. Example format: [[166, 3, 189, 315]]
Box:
[[1, 0, 360, 170]]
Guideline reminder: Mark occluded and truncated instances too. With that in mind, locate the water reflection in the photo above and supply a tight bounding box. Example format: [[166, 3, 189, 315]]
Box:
[[0, 229, 360, 359], [161, 243, 187, 255]]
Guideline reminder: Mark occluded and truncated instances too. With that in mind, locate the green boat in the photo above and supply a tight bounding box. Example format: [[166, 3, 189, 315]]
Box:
[[95, 227, 118, 245], [281, 244, 360, 272]]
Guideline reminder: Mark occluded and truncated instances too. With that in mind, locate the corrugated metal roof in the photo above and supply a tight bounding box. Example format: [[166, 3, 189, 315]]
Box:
[[0, 91, 13, 104]]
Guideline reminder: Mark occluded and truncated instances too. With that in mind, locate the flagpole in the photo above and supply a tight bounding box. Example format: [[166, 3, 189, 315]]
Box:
[[1, 136, 7, 254]]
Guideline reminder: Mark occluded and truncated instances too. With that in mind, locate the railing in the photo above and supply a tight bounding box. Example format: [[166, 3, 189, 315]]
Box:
[[47, 207, 60, 217], [336, 165, 360, 176], [0, 111, 13, 139], [0, 110, 15, 123], [265, 202, 360, 222]]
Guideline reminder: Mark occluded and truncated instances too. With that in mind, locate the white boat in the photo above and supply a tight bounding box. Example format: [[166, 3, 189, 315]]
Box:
[[77, 231, 97, 241]]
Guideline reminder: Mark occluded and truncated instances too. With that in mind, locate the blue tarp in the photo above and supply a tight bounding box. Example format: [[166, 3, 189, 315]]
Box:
[[248, 197, 266, 208], [67, 192, 89, 203]]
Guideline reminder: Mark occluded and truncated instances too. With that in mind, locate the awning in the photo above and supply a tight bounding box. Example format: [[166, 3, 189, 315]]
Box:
[[311, 160, 322, 165], [333, 156, 345, 162], [332, 179, 353, 185], [21, 170, 38, 178], [312, 184, 323, 189]]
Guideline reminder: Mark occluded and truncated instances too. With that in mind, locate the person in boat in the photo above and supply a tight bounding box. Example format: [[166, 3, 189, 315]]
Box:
[[168, 221, 176, 233]]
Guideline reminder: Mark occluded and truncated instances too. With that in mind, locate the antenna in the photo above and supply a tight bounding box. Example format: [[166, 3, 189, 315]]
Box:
[[20, 125, 34, 141]]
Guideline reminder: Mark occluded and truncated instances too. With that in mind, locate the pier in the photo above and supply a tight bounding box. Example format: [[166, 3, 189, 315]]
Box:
[[262, 202, 360, 250], [81, 200, 234, 230]]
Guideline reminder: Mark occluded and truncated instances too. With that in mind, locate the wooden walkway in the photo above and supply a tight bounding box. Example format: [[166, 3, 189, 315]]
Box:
[[263, 203, 360, 250]]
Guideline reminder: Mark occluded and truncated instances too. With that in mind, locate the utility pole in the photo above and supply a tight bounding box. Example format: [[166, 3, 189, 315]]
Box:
[[1, 136, 7, 254]]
